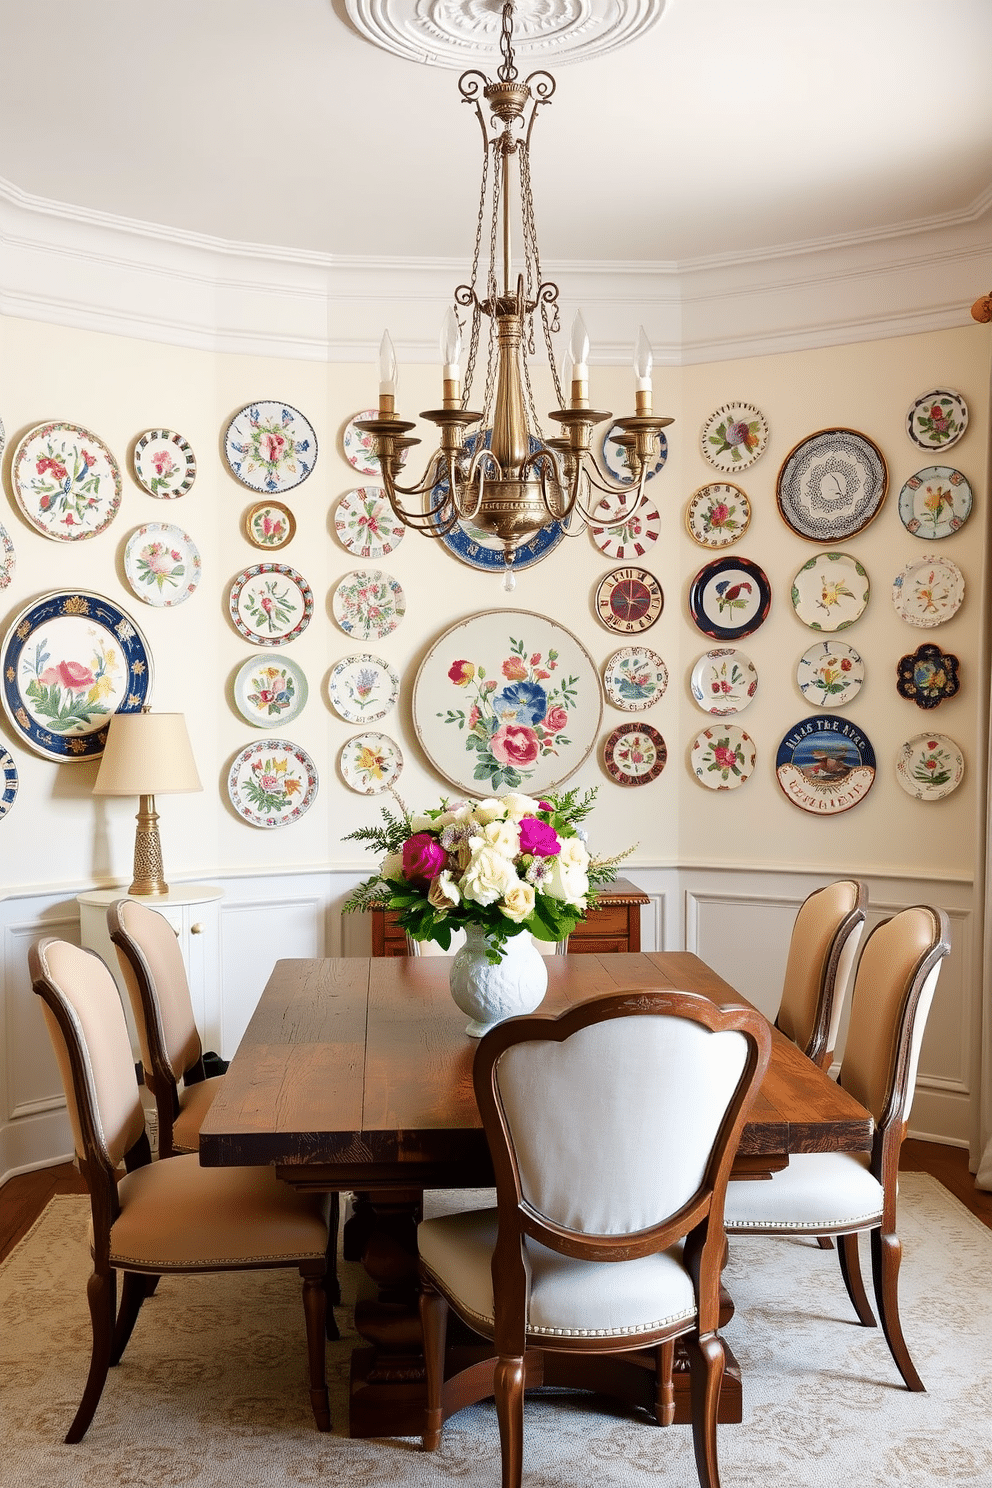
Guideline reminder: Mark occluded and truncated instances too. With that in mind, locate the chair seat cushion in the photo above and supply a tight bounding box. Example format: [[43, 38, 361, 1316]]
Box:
[[419, 1208, 696, 1341], [107, 1156, 330, 1269], [172, 1073, 225, 1154], [723, 1151, 884, 1232]]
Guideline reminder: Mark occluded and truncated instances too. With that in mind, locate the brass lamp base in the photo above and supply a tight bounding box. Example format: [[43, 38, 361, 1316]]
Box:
[[129, 794, 169, 896]]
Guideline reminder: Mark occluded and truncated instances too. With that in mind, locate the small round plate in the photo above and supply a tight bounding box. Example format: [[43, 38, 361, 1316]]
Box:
[[688, 557, 771, 641], [340, 731, 403, 793], [233, 655, 308, 727], [896, 643, 961, 709], [776, 715, 876, 813], [603, 723, 667, 786], [229, 563, 314, 646], [907, 389, 968, 451], [588, 491, 661, 561], [601, 422, 668, 484], [776, 428, 887, 542], [227, 738, 318, 828], [343, 409, 384, 477], [796, 640, 864, 708], [0, 522, 15, 591], [896, 733, 964, 801], [12, 421, 122, 541], [898, 466, 972, 540], [791, 552, 869, 632], [224, 401, 317, 493], [685, 483, 751, 548], [603, 646, 668, 712], [892, 557, 964, 628], [124, 523, 201, 607], [700, 403, 768, 473], [329, 654, 400, 724], [595, 566, 663, 635], [0, 744, 18, 822], [690, 649, 758, 715], [690, 724, 756, 790], [245, 500, 296, 550], [133, 429, 196, 498], [331, 568, 406, 640], [334, 487, 406, 559]]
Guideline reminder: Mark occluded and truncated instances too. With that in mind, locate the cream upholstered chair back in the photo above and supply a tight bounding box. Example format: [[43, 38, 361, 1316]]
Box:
[[110, 898, 201, 1085], [31, 938, 146, 1171], [775, 879, 867, 1065]]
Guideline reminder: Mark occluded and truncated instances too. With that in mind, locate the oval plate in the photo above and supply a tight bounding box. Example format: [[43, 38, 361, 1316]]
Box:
[[891, 557, 964, 628], [776, 427, 887, 542], [895, 733, 964, 801], [688, 556, 771, 641], [700, 403, 768, 473], [0, 745, 19, 821], [133, 428, 196, 498], [227, 738, 318, 828], [776, 714, 876, 814], [124, 523, 201, 607], [224, 401, 317, 493], [898, 466, 972, 540], [12, 421, 122, 541], [907, 389, 968, 451], [791, 552, 869, 632], [233, 655, 308, 727], [690, 724, 756, 790], [334, 486, 406, 560], [896, 643, 961, 709], [603, 646, 668, 712], [331, 568, 406, 640], [1, 590, 153, 761], [601, 421, 668, 484], [329, 654, 400, 724], [603, 722, 667, 786], [690, 649, 758, 715], [229, 563, 314, 646], [685, 482, 751, 548], [340, 731, 403, 794], [244, 500, 296, 550], [588, 490, 661, 561], [796, 640, 864, 708]]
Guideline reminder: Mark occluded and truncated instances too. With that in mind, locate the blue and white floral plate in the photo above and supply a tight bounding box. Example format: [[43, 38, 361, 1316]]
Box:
[[224, 401, 317, 493]]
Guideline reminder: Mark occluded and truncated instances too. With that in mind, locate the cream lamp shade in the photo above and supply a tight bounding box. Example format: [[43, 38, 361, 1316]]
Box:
[[93, 710, 202, 895]]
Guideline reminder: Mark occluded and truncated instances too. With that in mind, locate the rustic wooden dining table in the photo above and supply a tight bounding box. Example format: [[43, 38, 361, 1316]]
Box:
[[198, 951, 873, 1438]]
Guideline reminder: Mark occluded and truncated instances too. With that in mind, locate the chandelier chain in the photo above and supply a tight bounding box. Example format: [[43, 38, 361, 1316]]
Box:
[[498, 1, 517, 83], [461, 131, 492, 405]]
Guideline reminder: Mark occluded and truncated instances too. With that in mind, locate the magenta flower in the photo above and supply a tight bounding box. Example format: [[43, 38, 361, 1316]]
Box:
[[402, 832, 448, 886], [519, 817, 561, 858]]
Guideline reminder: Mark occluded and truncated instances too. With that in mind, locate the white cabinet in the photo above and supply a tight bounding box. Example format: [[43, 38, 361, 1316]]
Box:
[[77, 884, 223, 1057]]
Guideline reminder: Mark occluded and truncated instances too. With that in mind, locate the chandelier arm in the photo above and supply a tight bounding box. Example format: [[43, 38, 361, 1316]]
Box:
[[580, 450, 651, 507]]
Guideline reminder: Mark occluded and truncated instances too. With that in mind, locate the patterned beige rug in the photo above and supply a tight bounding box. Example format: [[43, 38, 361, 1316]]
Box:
[[1, 1173, 989, 1487]]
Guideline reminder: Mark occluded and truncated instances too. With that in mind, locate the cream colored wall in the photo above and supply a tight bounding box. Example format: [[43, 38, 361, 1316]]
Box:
[[0, 315, 987, 895]]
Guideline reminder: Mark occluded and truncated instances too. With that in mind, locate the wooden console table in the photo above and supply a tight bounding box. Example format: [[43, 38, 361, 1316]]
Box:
[[370, 874, 649, 956]]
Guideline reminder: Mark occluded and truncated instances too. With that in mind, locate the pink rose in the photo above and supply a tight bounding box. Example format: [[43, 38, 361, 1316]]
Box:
[[518, 817, 560, 858], [402, 832, 448, 886], [713, 746, 738, 770], [448, 659, 474, 686], [57, 660, 95, 690], [542, 705, 568, 735], [491, 724, 540, 768], [260, 431, 286, 463]]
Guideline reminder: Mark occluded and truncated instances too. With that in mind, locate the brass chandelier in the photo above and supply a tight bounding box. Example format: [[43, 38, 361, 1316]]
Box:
[[357, 1, 671, 588]]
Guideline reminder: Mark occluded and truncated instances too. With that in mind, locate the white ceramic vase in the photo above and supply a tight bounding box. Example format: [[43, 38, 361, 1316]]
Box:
[[448, 924, 548, 1038]]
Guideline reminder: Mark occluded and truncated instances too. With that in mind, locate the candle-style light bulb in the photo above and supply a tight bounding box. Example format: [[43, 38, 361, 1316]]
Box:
[[377, 330, 397, 399], [568, 312, 589, 404], [633, 325, 653, 414], [440, 308, 462, 379], [560, 349, 574, 407]]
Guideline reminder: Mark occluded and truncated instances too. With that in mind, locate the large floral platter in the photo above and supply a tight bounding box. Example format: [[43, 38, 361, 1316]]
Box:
[[895, 733, 964, 802], [328, 654, 400, 724], [227, 738, 318, 828], [775, 714, 876, 815], [1, 591, 152, 761], [224, 401, 317, 493], [228, 563, 314, 646], [412, 610, 602, 795], [776, 428, 887, 542], [331, 568, 405, 639], [0, 745, 18, 821], [124, 523, 201, 607], [898, 466, 973, 540], [12, 421, 122, 541], [333, 487, 405, 560], [133, 429, 197, 498], [233, 655, 308, 727]]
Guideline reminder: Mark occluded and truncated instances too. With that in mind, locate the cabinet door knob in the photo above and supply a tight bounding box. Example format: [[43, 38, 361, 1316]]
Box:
[[191, 922, 204, 935]]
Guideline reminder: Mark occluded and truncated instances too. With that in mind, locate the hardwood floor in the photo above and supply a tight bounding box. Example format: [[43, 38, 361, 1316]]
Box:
[[1, 1140, 990, 1265]]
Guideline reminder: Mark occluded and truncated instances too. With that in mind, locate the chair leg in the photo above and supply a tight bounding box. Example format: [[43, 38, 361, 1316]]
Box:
[[419, 1279, 449, 1451], [110, 1270, 154, 1365], [869, 1227, 925, 1392], [300, 1266, 331, 1431], [325, 1193, 341, 1341], [494, 1353, 526, 1488], [837, 1231, 877, 1327], [655, 1340, 675, 1426], [815, 1235, 835, 1250], [66, 1269, 116, 1443], [686, 1330, 725, 1488]]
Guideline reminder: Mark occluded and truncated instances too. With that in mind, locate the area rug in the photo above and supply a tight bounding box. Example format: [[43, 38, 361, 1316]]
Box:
[[1, 1173, 990, 1487]]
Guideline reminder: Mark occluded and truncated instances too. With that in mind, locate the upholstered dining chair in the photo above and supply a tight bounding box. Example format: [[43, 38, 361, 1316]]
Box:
[[723, 904, 950, 1392], [30, 936, 335, 1443], [417, 989, 771, 1488], [775, 879, 868, 1071]]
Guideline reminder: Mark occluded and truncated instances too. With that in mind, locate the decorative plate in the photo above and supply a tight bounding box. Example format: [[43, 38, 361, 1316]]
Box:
[[796, 641, 865, 709], [595, 566, 664, 634], [227, 738, 318, 828], [0, 413, 4, 460], [123, 523, 201, 607], [776, 428, 887, 542], [343, 409, 387, 477], [0, 522, 15, 591], [1, 591, 153, 761], [331, 568, 406, 640], [244, 500, 296, 550], [601, 421, 668, 484], [898, 466, 972, 540], [891, 557, 964, 628], [790, 552, 869, 632], [685, 483, 751, 548], [224, 402, 317, 493], [233, 655, 308, 727], [427, 429, 564, 571], [132, 429, 196, 499], [602, 722, 667, 786], [413, 610, 602, 795], [896, 643, 960, 709], [776, 715, 876, 814], [333, 486, 405, 559], [328, 654, 400, 724], [603, 646, 668, 712], [228, 563, 314, 646], [690, 724, 756, 791], [12, 421, 122, 541], [688, 556, 771, 641], [907, 389, 968, 451], [700, 403, 768, 473], [895, 733, 964, 801], [690, 649, 758, 715], [340, 731, 403, 794], [588, 490, 661, 561], [0, 745, 18, 821]]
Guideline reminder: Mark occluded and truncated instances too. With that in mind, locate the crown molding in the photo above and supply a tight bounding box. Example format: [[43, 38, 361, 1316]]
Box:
[[1, 173, 989, 364]]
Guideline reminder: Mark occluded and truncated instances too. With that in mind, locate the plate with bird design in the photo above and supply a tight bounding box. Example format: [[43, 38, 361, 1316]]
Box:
[[688, 556, 771, 641], [790, 552, 869, 632]]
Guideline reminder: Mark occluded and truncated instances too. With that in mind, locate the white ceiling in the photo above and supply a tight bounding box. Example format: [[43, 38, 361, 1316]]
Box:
[[1, 0, 991, 269]]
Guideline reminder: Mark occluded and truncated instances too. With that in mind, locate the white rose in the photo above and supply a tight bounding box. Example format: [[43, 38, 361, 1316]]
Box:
[[460, 845, 516, 906], [428, 870, 461, 914], [480, 818, 520, 859], [500, 881, 536, 924], [501, 792, 544, 819], [542, 856, 589, 908], [380, 851, 406, 883], [558, 836, 590, 872], [433, 804, 473, 832], [473, 798, 508, 825], [409, 813, 436, 833]]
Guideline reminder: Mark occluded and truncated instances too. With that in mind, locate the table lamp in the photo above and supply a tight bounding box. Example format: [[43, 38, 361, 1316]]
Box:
[[92, 709, 202, 895]]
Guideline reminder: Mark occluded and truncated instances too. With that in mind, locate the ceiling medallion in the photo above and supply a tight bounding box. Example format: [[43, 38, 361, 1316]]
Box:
[[344, 0, 665, 68]]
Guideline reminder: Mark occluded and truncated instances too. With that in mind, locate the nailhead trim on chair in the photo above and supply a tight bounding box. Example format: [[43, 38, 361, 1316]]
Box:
[[724, 1209, 882, 1232], [529, 1311, 696, 1338], [109, 1248, 329, 1268]]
